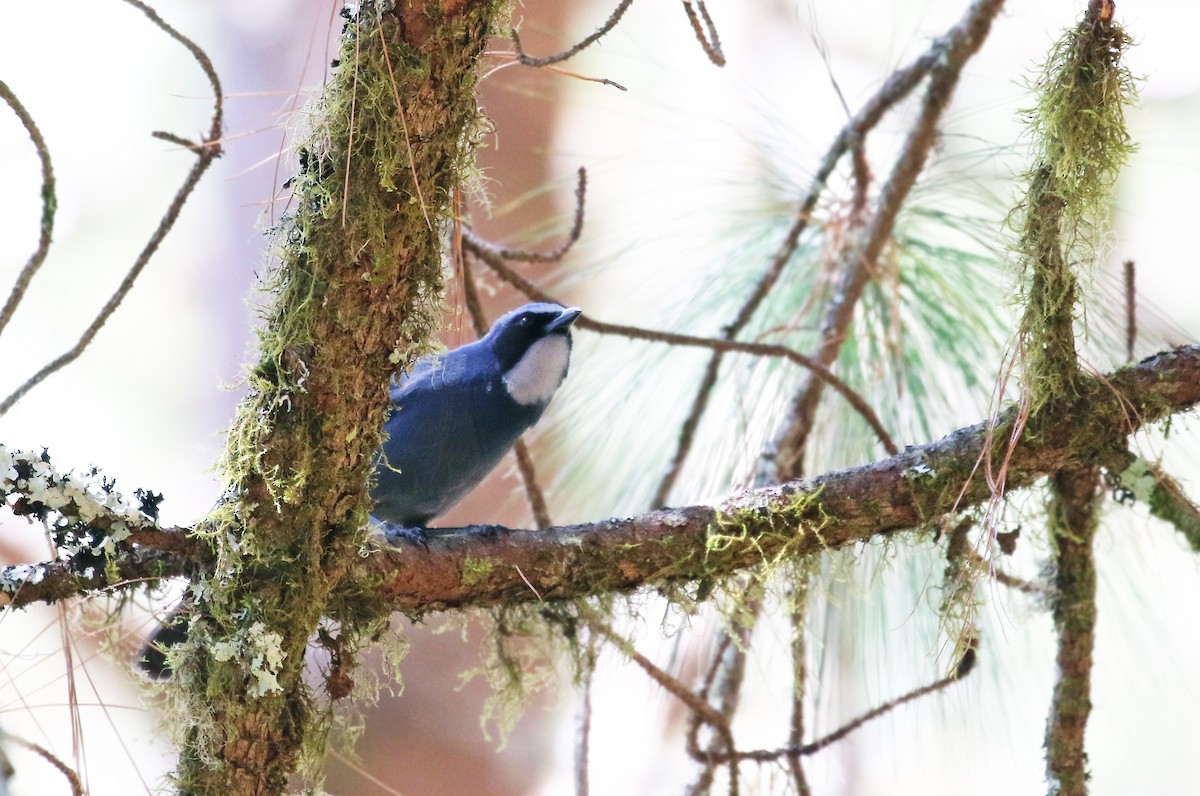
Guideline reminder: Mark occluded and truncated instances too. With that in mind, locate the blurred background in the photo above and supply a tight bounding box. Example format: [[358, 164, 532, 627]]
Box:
[[0, 1, 1197, 793]]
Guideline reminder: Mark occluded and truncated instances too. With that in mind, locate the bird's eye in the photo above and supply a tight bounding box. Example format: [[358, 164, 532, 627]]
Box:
[[518, 314, 532, 326]]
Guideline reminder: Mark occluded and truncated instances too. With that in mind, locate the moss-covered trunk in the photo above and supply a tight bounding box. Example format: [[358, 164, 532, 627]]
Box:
[[170, 3, 505, 793]]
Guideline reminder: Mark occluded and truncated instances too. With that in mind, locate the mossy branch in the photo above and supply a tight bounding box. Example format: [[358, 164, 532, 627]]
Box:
[[149, 3, 509, 794], [1013, 7, 1135, 794], [1016, 3, 1135, 404], [346, 346, 1199, 612], [1044, 466, 1101, 796], [1109, 452, 1200, 552], [5, 344, 1198, 616]]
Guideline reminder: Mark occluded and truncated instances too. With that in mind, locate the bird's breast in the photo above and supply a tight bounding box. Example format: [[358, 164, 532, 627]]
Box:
[[502, 335, 571, 406]]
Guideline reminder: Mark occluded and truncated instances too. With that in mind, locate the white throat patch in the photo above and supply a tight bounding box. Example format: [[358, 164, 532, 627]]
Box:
[[503, 335, 570, 406]]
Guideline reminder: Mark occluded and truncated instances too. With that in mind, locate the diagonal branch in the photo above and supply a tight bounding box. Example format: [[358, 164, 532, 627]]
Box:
[[0, 80, 56, 340], [657, 0, 1006, 504], [464, 237, 899, 455], [772, 0, 1008, 480], [0, 0, 224, 417]]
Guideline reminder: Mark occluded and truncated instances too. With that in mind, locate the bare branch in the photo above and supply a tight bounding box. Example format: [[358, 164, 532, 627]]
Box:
[[468, 167, 587, 264], [0, 80, 56, 339], [511, 0, 635, 67], [0, 0, 224, 416], [773, 0, 1009, 479], [0, 731, 83, 796], [512, 441, 553, 530], [463, 238, 900, 455], [681, 1, 725, 66], [726, 636, 977, 764]]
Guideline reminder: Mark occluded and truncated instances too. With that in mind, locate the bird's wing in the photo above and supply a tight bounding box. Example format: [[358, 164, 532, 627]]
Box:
[[388, 343, 476, 402], [374, 343, 498, 524]]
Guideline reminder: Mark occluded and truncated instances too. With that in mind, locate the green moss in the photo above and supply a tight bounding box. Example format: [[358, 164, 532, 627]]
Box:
[[1014, 12, 1137, 411], [465, 601, 585, 744], [169, 1, 510, 791], [706, 487, 829, 569], [461, 557, 496, 588]]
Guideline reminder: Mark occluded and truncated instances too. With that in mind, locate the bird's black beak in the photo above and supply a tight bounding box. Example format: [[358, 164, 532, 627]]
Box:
[[545, 307, 582, 333]]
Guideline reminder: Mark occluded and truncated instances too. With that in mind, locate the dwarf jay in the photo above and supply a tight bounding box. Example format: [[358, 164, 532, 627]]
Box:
[[370, 301, 581, 532], [140, 303, 579, 677]]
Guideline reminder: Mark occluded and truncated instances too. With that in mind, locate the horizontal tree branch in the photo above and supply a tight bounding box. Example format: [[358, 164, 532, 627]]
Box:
[[347, 344, 1200, 613], [4, 345, 1198, 614]]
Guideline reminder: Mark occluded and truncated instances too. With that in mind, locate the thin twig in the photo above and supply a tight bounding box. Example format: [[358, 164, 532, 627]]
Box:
[[1123, 260, 1132, 362], [574, 634, 597, 796], [463, 235, 899, 456], [513, 441, 553, 529], [122, 0, 223, 139], [151, 130, 208, 153], [0, 0, 223, 417], [0, 731, 84, 796], [684, 628, 738, 794], [653, 33, 948, 507], [586, 616, 734, 749], [587, 612, 742, 794], [0, 80, 56, 339], [458, 253, 488, 335], [541, 66, 628, 92], [772, 0, 1009, 480], [681, 1, 725, 66], [786, 570, 812, 794], [512, 0, 635, 67], [474, 167, 587, 264], [705, 637, 978, 766], [792, 636, 977, 758], [690, 631, 733, 719], [684, 596, 757, 796]]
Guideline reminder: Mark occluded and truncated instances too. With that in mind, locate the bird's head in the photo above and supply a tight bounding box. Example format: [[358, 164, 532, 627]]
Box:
[[487, 303, 582, 406]]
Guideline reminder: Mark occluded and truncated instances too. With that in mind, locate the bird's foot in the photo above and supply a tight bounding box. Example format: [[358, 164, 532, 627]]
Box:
[[378, 523, 431, 549], [462, 523, 507, 539]]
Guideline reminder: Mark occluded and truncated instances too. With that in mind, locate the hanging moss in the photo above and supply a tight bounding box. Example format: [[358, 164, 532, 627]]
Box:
[[1014, 5, 1137, 409]]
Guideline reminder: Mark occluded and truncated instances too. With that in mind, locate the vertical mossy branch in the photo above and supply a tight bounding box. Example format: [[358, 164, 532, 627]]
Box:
[[169, 3, 505, 794], [1013, 3, 1134, 794], [1044, 466, 1101, 796], [1017, 0, 1134, 400]]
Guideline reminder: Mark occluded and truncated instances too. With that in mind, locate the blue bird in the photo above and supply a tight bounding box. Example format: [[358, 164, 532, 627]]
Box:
[[139, 302, 580, 677], [370, 302, 581, 536]]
